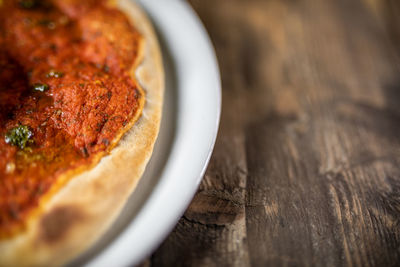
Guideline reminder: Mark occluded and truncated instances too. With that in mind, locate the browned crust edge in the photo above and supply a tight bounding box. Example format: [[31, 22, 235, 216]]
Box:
[[0, 0, 164, 266]]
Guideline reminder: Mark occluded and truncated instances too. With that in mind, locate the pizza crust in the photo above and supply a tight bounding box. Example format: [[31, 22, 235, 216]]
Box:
[[0, 0, 164, 266]]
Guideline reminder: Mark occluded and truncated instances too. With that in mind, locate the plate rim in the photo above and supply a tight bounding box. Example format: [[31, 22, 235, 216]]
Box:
[[86, 1, 221, 266]]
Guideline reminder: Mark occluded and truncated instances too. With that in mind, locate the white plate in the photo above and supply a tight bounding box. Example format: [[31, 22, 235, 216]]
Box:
[[69, 0, 221, 266]]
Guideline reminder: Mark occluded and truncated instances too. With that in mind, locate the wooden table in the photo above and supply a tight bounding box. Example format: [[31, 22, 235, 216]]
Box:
[[143, 0, 400, 266]]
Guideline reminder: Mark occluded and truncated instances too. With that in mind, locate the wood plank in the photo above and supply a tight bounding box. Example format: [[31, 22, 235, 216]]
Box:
[[147, 0, 400, 266]]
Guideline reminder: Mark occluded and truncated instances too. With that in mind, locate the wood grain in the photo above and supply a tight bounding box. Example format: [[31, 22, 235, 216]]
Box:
[[143, 0, 400, 266]]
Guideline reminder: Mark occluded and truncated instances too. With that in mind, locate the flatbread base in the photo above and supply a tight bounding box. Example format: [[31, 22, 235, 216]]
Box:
[[0, 0, 164, 266]]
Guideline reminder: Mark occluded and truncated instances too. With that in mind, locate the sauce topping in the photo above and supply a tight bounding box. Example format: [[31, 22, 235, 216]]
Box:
[[0, 0, 143, 237]]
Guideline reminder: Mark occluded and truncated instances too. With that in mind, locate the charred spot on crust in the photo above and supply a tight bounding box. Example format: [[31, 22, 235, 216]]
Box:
[[39, 206, 84, 244], [102, 138, 109, 146], [81, 147, 89, 158], [134, 89, 140, 99]]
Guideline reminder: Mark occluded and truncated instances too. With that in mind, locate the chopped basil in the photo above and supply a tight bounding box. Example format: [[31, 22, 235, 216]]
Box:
[[38, 19, 56, 30], [32, 83, 49, 92], [19, 0, 36, 9], [5, 125, 33, 149]]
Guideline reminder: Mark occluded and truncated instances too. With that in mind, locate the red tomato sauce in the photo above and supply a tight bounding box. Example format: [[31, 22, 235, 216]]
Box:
[[0, 0, 142, 237]]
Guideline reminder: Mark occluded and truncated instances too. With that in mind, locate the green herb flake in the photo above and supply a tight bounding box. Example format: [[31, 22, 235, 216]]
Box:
[[38, 19, 56, 30], [5, 125, 34, 149], [32, 83, 49, 92], [19, 0, 36, 9], [46, 70, 64, 78]]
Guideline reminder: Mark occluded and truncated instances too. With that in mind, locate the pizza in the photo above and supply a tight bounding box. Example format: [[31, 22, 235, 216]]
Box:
[[0, 0, 163, 265]]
